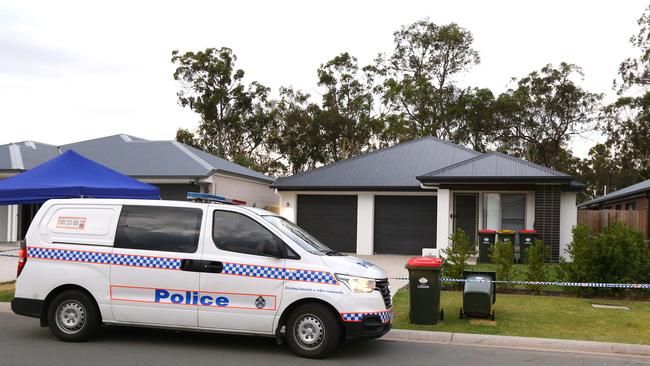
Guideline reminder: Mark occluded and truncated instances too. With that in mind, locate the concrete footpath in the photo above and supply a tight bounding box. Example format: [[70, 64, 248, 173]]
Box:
[[384, 328, 650, 358], [0, 301, 647, 359]]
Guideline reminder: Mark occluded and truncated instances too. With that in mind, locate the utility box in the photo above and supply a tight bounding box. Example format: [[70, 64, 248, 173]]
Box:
[[518, 230, 538, 264], [478, 230, 497, 263], [405, 256, 444, 325], [460, 271, 496, 321]]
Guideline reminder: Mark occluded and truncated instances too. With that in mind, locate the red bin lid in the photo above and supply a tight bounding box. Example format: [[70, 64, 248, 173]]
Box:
[[406, 256, 443, 267], [478, 229, 497, 234], [519, 229, 537, 234]]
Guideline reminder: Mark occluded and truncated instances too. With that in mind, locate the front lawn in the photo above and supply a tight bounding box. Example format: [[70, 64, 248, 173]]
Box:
[[392, 288, 650, 344], [0, 282, 15, 302]]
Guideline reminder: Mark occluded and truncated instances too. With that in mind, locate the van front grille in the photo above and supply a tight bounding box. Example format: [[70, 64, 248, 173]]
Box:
[[375, 279, 391, 308]]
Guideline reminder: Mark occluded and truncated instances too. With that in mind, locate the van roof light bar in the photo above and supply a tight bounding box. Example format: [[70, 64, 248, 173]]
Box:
[[186, 192, 247, 205]]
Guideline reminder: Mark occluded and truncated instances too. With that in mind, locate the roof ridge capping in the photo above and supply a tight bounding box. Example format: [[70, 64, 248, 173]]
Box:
[[272, 136, 479, 185]]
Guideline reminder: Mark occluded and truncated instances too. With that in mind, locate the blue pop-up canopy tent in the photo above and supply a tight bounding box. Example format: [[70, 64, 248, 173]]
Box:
[[0, 150, 160, 205]]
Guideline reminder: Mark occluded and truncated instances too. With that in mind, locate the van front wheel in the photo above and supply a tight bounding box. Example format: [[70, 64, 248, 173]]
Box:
[[286, 303, 340, 358], [48, 290, 100, 342]]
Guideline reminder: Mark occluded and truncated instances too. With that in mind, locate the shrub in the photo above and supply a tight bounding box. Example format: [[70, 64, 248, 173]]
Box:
[[560, 222, 650, 296], [442, 229, 476, 282], [525, 240, 550, 294], [490, 239, 516, 289]]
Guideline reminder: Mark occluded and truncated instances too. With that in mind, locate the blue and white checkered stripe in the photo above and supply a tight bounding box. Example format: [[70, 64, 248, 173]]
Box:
[[222, 263, 285, 280], [284, 269, 337, 284], [28, 247, 181, 270], [341, 310, 392, 323], [111, 253, 181, 270], [29, 247, 113, 265], [222, 263, 337, 284], [28, 246, 337, 283]]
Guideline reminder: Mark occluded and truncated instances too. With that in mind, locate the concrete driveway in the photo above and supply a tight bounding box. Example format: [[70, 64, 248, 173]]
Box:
[[357, 254, 411, 296]]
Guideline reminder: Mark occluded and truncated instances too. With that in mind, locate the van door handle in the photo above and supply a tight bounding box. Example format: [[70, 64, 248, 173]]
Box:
[[180, 260, 223, 273], [203, 261, 223, 273]]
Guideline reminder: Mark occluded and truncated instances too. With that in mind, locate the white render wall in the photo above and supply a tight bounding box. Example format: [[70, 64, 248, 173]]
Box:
[[356, 193, 374, 255], [212, 173, 278, 211], [436, 189, 451, 254], [559, 191, 578, 261], [0, 206, 7, 241]]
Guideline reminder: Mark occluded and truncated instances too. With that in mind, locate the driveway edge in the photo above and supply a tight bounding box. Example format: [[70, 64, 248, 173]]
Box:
[[383, 329, 650, 358]]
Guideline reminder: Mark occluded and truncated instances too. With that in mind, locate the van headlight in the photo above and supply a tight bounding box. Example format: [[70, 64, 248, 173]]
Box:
[[335, 274, 376, 293]]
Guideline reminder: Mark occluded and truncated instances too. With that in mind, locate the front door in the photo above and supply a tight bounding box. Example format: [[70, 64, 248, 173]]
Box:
[[454, 194, 478, 245], [110, 204, 205, 327], [198, 208, 284, 334]]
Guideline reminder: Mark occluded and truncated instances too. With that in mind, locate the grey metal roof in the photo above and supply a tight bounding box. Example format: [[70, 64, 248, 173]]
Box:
[[271, 137, 482, 189], [0, 134, 273, 183], [578, 179, 650, 207], [417, 152, 573, 182], [62, 135, 273, 182], [0, 145, 12, 170], [0, 141, 60, 171]]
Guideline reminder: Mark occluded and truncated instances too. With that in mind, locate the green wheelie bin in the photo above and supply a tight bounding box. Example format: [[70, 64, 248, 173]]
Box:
[[518, 230, 538, 264], [478, 230, 497, 263], [405, 257, 444, 325], [460, 271, 496, 321]]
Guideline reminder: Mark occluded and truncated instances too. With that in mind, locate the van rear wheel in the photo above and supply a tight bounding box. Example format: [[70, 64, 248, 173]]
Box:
[[286, 303, 340, 358], [48, 290, 100, 342]]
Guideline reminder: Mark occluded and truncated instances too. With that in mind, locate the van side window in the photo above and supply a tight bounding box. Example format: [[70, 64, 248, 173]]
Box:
[[115, 205, 202, 253], [212, 211, 279, 257]]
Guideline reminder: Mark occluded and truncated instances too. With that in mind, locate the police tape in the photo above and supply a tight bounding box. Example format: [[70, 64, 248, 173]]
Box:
[[0, 248, 19, 258], [388, 277, 650, 289]]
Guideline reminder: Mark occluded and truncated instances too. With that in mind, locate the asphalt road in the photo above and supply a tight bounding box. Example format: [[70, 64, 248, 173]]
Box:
[[0, 312, 647, 366]]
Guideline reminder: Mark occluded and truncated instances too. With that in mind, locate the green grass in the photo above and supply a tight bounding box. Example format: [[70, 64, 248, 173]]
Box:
[[0, 282, 15, 302], [392, 288, 650, 344]]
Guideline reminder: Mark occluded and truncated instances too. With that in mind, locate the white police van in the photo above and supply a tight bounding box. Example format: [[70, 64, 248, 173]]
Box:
[[11, 197, 392, 358]]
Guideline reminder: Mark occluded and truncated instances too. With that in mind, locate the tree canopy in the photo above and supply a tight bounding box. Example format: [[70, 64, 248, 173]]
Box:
[[172, 14, 650, 203]]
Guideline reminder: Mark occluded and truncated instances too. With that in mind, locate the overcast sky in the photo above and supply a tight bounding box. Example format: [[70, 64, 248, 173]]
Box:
[[0, 0, 646, 158]]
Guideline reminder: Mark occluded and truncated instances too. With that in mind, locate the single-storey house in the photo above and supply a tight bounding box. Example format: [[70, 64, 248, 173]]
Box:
[[578, 179, 650, 237], [0, 134, 276, 241], [578, 179, 650, 211], [271, 137, 583, 261]]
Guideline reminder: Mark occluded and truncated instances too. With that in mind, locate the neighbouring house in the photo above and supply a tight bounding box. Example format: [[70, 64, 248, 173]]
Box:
[[271, 137, 583, 261], [577, 179, 650, 238], [0, 134, 276, 241], [578, 179, 650, 211]]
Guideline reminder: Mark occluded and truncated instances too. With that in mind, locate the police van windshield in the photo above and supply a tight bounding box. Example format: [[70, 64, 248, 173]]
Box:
[[262, 215, 338, 256]]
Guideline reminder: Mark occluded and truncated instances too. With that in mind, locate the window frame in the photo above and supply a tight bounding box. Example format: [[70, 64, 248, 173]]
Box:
[[211, 209, 295, 259], [114, 204, 204, 254], [481, 192, 527, 231]]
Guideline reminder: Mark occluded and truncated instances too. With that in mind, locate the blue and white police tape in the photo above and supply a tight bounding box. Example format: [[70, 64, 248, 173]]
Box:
[[389, 277, 650, 289], [0, 248, 18, 258]]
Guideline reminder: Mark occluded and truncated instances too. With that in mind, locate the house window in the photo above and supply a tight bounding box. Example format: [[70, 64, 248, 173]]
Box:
[[482, 193, 526, 231], [615, 204, 622, 210], [626, 202, 636, 210]]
